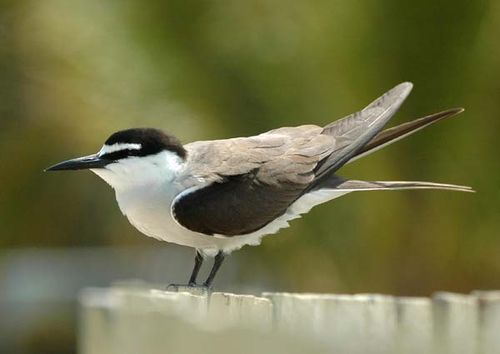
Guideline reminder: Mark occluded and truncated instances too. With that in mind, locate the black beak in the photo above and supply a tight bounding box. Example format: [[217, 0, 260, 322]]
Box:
[[45, 154, 111, 171]]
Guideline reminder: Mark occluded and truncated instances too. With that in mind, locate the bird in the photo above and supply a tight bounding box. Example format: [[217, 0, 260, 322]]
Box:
[[46, 82, 473, 288]]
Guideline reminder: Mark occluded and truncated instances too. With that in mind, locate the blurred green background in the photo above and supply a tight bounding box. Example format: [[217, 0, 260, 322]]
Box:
[[0, 0, 498, 353]]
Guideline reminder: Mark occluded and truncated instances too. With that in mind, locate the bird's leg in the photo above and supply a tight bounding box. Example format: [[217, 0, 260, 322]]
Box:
[[188, 250, 204, 286], [166, 250, 206, 291], [203, 251, 225, 288]]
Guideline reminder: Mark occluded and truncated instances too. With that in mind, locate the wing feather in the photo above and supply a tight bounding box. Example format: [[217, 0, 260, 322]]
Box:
[[176, 126, 333, 235], [173, 82, 466, 237], [314, 82, 413, 177]]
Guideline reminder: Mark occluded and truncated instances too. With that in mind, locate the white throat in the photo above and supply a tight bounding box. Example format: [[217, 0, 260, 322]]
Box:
[[91, 150, 184, 191], [92, 150, 190, 249]]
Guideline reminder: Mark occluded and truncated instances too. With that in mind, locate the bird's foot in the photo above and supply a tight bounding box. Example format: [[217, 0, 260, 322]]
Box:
[[166, 283, 210, 295]]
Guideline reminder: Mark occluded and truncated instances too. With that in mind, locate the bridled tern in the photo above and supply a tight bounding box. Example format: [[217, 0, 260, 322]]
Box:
[[46, 82, 473, 288]]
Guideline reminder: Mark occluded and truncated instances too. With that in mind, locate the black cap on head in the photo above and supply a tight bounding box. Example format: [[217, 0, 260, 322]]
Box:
[[45, 128, 186, 172], [102, 128, 187, 160]]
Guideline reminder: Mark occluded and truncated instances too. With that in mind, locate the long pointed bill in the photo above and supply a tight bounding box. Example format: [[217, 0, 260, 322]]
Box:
[[45, 154, 111, 171]]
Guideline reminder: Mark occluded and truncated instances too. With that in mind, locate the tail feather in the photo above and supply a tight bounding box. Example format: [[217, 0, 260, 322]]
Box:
[[293, 178, 473, 217], [348, 108, 464, 163], [336, 179, 474, 193]]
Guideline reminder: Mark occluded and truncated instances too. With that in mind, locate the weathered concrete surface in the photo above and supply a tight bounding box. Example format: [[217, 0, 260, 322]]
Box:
[[79, 285, 500, 354]]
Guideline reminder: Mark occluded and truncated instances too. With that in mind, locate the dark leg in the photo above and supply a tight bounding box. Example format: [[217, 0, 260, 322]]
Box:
[[203, 251, 225, 288], [188, 251, 204, 286], [167, 250, 205, 290]]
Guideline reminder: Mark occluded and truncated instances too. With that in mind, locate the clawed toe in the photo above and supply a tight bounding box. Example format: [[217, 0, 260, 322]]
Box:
[[166, 283, 210, 294]]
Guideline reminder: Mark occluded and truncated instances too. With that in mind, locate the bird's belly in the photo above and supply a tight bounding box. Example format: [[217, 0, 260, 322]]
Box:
[[129, 207, 219, 250], [116, 190, 284, 255], [115, 186, 351, 255]]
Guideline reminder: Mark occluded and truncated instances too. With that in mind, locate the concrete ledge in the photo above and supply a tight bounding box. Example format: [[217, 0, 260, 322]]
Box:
[[79, 285, 500, 354]]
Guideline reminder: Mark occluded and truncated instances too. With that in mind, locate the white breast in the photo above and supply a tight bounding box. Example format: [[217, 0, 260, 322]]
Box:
[[91, 150, 227, 255], [115, 183, 221, 252]]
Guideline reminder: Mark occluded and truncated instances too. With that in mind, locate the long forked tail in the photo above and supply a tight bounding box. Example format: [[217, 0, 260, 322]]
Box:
[[348, 108, 464, 163], [292, 178, 472, 218], [335, 179, 474, 193]]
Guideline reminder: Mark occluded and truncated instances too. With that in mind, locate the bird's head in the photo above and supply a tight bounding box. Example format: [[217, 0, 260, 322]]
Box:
[[46, 128, 187, 190]]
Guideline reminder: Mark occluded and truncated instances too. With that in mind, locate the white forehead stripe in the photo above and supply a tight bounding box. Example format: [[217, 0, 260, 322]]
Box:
[[98, 143, 142, 155]]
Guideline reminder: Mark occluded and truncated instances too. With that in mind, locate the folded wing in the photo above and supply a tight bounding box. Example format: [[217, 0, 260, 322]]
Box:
[[172, 82, 467, 237], [174, 125, 334, 236]]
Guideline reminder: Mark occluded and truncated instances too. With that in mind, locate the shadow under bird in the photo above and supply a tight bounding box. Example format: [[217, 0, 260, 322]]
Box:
[[46, 82, 473, 288]]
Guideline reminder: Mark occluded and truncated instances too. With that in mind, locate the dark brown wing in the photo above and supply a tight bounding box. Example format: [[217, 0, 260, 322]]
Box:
[[172, 171, 303, 236], [173, 126, 334, 236], [173, 83, 413, 236]]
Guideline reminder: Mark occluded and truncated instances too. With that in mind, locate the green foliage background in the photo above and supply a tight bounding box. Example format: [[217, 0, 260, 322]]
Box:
[[1, 0, 498, 296]]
